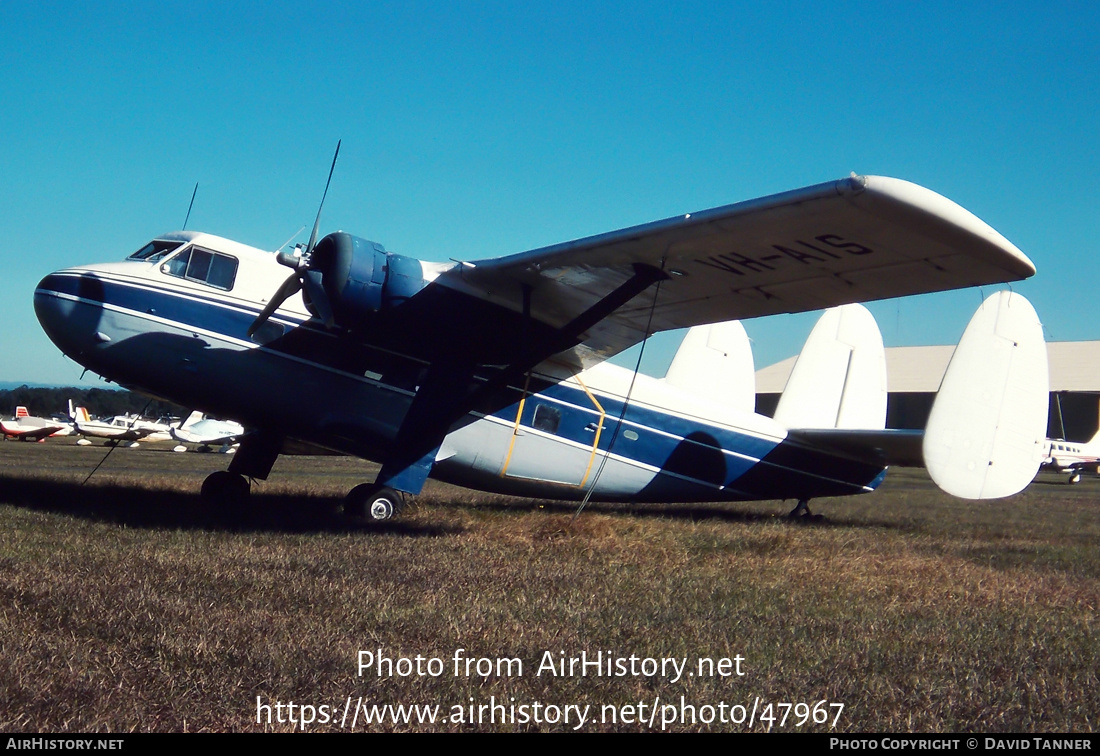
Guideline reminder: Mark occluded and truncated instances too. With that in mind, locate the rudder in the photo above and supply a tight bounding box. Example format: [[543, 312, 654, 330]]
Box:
[[773, 304, 888, 430], [663, 320, 755, 413], [923, 291, 1048, 499]]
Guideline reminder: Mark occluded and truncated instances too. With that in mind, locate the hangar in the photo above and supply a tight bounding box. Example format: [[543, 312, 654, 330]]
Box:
[[755, 342, 1100, 441]]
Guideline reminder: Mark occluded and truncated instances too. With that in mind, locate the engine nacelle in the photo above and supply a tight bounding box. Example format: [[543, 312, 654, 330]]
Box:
[[309, 232, 426, 326]]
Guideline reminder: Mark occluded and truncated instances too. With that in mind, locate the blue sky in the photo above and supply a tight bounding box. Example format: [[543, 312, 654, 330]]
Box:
[[2, 1, 1097, 387]]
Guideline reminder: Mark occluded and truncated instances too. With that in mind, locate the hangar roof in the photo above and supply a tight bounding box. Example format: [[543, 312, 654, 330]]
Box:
[[755, 341, 1100, 394]]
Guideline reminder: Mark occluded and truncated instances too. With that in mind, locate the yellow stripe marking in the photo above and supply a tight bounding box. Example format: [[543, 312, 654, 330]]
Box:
[[574, 373, 606, 489], [500, 372, 531, 477]]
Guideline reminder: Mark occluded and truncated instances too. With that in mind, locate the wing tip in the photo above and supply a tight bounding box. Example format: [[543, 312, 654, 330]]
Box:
[[848, 174, 1035, 279]]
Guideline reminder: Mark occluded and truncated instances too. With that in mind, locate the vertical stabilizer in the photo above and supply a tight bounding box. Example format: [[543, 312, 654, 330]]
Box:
[[179, 411, 204, 430], [924, 291, 1048, 499], [773, 304, 887, 430], [663, 320, 755, 413]]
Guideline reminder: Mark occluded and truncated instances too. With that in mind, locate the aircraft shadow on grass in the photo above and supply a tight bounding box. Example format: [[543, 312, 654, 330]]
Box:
[[1, 471, 855, 535], [0, 475, 457, 536]]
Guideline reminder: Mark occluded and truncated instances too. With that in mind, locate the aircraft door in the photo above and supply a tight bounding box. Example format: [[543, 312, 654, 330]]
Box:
[[501, 378, 605, 488]]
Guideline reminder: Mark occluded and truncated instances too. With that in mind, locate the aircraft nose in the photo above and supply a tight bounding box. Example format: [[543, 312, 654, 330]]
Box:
[[34, 271, 107, 359]]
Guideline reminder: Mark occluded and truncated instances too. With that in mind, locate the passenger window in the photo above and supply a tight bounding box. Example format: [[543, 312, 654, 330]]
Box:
[[207, 254, 238, 289], [187, 249, 213, 282], [532, 404, 561, 434], [161, 246, 238, 290]]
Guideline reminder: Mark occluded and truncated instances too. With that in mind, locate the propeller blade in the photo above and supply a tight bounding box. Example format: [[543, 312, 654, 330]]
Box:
[[306, 139, 341, 257], [301, 269, 335, 328], [247, 274, 302, 337]]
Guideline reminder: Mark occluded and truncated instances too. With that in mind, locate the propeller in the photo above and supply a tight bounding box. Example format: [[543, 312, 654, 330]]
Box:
[[248, 140, 341, 338]]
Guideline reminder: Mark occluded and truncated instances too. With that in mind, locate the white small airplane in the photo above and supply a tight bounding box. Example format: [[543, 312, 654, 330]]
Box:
[[33, 147, 1051, 520], [171, 411, 243, 453], [1, 406, 69, 442], [68, 401, 174, 446], [1041, 433, 1100, 484]]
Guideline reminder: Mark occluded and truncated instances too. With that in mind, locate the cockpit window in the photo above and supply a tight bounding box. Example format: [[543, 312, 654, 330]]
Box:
[[161, 246, 239, 291], [128, 239, 184, 262]]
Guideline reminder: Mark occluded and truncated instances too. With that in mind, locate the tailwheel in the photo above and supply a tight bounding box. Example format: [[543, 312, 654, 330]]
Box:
[[201, 470, 251, 508], [346, 484, 405, 521]]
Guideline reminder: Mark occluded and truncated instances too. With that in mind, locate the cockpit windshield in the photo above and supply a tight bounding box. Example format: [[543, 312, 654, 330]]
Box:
[[127, 239, 185, 262]]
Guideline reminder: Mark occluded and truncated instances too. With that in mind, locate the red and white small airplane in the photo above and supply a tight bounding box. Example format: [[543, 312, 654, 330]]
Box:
[[1, 406, 70, 441]]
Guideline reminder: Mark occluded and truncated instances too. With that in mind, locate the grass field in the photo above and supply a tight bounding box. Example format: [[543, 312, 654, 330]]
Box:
[[0, 438, 1096, 732]]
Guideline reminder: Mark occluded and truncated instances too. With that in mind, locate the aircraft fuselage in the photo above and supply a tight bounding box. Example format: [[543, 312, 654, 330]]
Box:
[[34, 231, 886, 504]]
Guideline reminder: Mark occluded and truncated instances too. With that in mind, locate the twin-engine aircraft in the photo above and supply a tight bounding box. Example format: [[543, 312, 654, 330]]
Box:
[[34, 160, 1051, 519], [1042, 433, 1100, 484]]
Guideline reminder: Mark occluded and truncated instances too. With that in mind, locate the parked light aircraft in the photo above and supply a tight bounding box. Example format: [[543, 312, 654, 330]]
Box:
[[1042, 433, 1100, 484], [34, 159, 1051, 519], [1, 406, 68, 441], [68, 401, 174, 446], [171, 411, 244, 453]]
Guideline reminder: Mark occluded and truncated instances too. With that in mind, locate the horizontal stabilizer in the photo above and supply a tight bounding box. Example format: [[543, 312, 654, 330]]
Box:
[[774, 304, 887, 430], [662, 320, 755, 413], [923, 291, 1048, 499], [787, 428, 924, 467]]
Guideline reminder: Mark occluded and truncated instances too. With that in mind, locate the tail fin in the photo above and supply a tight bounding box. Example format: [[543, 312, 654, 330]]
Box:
[[15, 406, 28, 418], [773, 304, 887, 430], [179, 411, 203, 430], [924, 291, 1048, 499], [662, 320, 755, 413], [73, 405, 91, 424]]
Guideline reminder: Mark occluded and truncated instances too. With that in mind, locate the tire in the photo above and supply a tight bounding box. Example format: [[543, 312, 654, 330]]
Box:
[[200, 470, 251, 507], [346, 484, 404, 521]]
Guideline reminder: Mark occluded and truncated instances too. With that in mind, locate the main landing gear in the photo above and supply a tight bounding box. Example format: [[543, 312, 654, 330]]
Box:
[[787, 498, 824, 522], [344, 484, 405, 521], [198, 472, 408, 522], [199, 434, 410, 522], [200, 470, 250, 508]]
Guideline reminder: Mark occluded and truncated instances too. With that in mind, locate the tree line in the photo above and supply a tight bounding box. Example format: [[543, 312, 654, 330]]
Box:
[[1, 387, 186, 421]]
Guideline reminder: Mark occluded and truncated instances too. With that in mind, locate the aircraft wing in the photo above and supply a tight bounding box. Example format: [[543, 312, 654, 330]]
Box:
[[0, 420, 65, 441], [434, 175, 1034, 372]]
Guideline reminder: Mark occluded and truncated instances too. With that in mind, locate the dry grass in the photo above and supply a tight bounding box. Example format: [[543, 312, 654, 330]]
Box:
[[0, 439, 1096, 732]]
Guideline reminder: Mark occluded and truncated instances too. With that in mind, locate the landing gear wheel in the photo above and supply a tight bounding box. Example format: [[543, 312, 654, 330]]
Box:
[[346, 484, 404, 521], [1068, 471, 1082, 485], [787, 499, 811, 519], [200, 470, 251, 508], [787, 498, 824, 522]]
